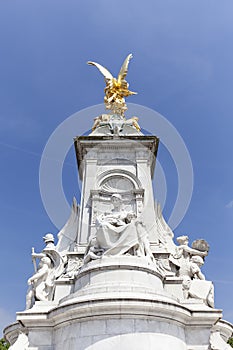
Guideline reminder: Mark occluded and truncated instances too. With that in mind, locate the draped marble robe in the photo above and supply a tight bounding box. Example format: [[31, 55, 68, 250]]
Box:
[[96, 209, 139, 256]]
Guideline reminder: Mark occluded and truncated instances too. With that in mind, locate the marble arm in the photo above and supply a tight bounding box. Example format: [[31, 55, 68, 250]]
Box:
[[190, 263, 205, 280], [181, 245, 207, 257], [28, 265, 48, 285], [194, 270, 205, 280]]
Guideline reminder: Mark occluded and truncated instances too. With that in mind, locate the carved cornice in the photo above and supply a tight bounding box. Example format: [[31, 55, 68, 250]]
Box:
[[74, 135, 159, 180]]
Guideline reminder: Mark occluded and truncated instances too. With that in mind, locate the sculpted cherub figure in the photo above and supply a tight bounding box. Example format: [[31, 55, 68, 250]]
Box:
[[173, 235, 214, 307], [174, 235, 207, 277]]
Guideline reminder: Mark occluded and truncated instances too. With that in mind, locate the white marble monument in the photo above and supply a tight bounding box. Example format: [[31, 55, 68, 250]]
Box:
[[4, 55, 233, 350]]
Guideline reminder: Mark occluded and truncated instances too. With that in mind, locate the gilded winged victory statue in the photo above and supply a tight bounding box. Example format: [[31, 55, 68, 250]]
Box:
[[87, 54, 137, 116]]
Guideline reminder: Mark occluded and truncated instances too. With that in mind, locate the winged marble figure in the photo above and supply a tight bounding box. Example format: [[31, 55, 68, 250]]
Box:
[[87, 54, 137, 115]]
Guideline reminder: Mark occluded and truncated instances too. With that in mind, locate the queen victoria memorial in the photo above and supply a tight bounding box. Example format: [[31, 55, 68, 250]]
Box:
[[4, 55, 233, 350]]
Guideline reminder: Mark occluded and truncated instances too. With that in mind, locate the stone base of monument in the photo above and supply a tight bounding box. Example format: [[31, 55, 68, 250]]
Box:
[[61, 256, 169, 302], [5, 255, 230, 350]]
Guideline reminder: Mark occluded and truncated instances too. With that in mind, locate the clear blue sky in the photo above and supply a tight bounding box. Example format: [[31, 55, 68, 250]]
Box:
[[1, 0, 233, 334]]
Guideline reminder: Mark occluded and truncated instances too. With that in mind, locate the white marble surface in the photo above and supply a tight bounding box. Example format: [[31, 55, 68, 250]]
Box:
[[74, 136, 160, 247], [4, 130, 233, 349], [8, 333, 29, 350]]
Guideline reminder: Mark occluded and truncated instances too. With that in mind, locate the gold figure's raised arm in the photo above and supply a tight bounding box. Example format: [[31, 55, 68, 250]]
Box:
[[87, 54, 137, 116]]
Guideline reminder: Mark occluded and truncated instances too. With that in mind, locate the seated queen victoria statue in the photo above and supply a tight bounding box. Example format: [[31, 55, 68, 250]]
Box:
[[84, 194, 154, 261]]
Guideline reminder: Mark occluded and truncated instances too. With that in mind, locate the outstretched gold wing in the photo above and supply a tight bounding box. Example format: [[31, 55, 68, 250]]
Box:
[[117, 54, 133, 83], [87, 61, 113, 82]]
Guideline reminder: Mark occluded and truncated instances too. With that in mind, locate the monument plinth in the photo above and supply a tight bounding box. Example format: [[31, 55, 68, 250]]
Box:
[[4, 55, 233, 350]]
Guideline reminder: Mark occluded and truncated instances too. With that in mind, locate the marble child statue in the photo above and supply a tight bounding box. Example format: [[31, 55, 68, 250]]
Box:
[[131, 213, 154, 261], [187, 255, 215, 308], [174, 235, 207, 277], [173, 235, 214, 307]]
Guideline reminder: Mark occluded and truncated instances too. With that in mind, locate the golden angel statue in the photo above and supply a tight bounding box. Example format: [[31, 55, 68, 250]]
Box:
[[87, 54, 137, 116]]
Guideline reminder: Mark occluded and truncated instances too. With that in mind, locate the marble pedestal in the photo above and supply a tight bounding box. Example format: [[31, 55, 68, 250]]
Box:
[[4, 127, 233, 349], [5, 256, 230, 350]]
